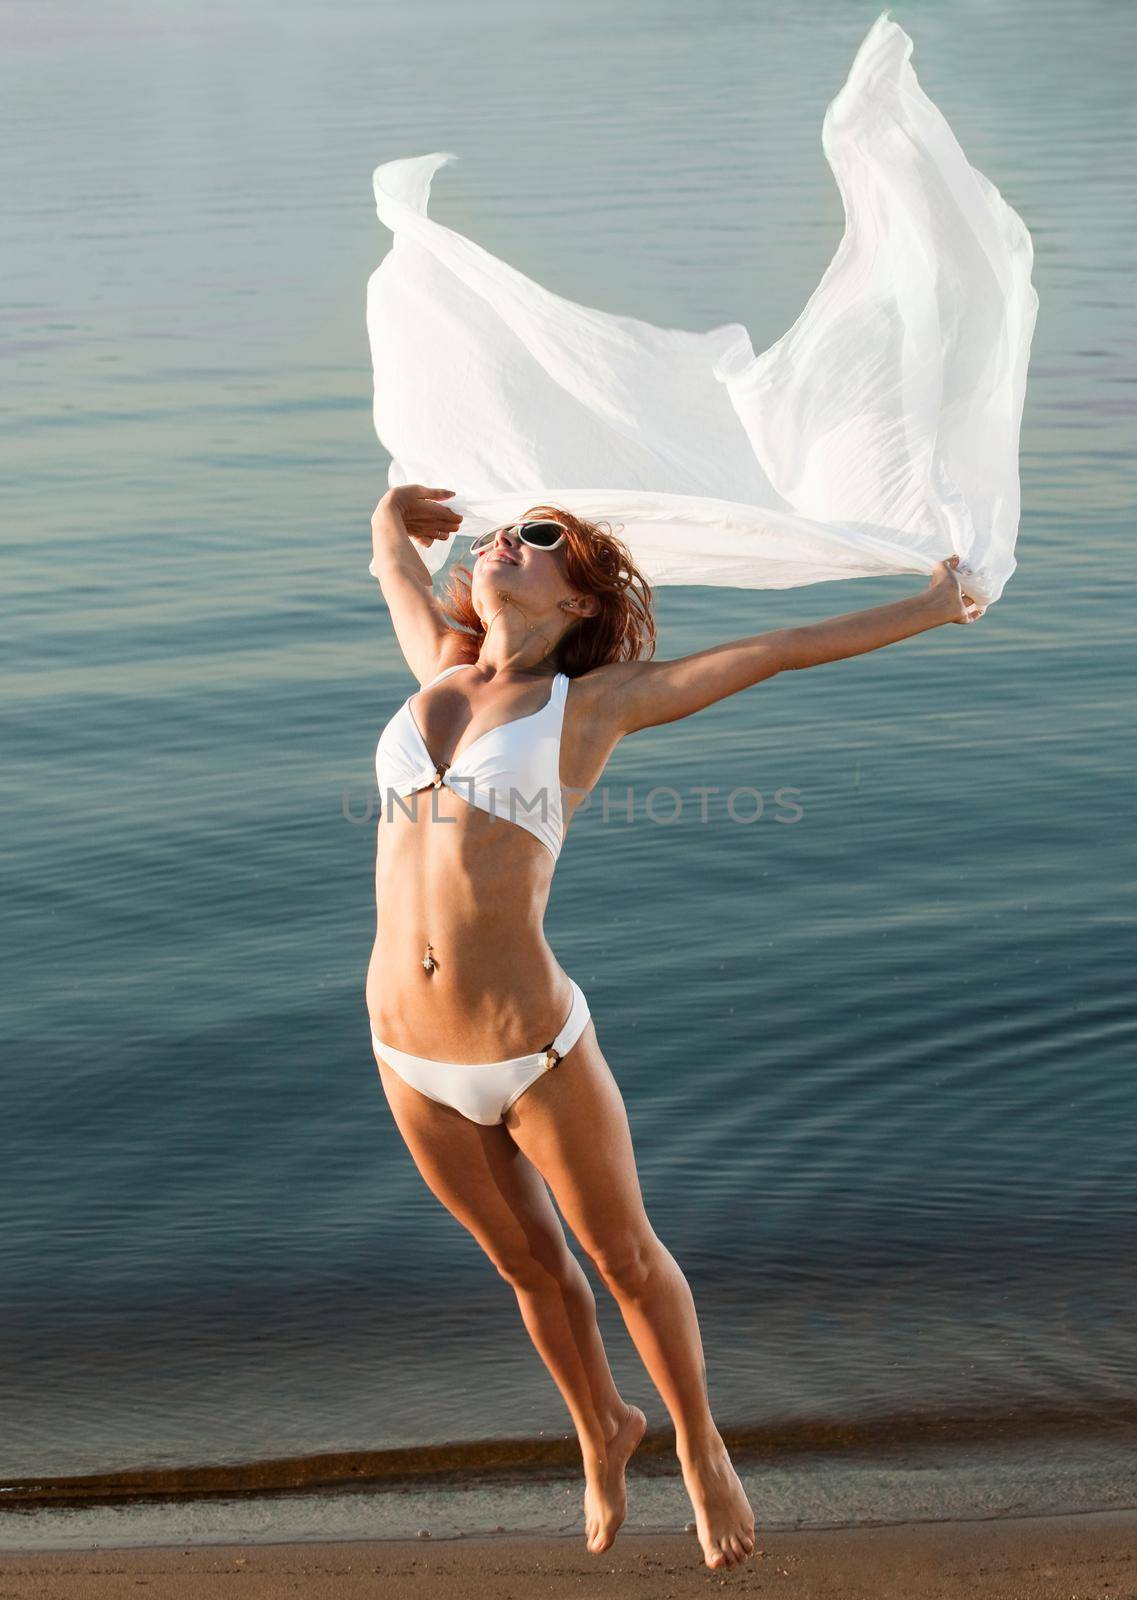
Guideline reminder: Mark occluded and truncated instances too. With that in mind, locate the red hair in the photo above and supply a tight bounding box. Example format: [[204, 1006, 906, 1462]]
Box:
[[439, 504, 657, 676]]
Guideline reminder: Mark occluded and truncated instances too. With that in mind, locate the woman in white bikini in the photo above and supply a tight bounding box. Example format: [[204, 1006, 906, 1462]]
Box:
[[365, 480, 986, 1571]]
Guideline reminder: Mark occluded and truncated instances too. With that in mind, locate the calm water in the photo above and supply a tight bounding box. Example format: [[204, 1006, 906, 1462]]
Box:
[[3, 0, 1136, 1540]]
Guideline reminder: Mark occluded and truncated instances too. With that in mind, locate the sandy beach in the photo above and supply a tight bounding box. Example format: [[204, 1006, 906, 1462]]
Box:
[[1, 1508, 1135, 1598]]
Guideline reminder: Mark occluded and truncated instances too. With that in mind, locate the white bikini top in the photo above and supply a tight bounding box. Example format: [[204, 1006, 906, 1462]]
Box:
[[375, 663, 571, 863]]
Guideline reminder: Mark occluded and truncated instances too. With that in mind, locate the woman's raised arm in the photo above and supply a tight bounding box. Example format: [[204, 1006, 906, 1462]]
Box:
[[606, 557, 986, 735], [368, 485, 464, 684]]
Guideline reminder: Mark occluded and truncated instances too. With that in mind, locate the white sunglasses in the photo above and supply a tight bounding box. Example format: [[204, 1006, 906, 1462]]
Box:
[[469, 519, 568, 555]]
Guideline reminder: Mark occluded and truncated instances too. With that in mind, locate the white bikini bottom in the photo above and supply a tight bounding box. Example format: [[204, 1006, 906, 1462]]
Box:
[[369, 977, 591, 1126]]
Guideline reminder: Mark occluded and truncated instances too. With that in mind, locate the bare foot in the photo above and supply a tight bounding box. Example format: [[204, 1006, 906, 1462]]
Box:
[[678, 1438, 756, 1570], [582, 1403, 647, 1554]]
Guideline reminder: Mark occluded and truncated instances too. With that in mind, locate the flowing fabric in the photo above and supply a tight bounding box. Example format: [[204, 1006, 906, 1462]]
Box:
[[366, 11, 1037, 608]]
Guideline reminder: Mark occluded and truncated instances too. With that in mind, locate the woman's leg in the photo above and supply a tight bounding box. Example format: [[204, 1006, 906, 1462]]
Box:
[[505, 1020, 757, 1573], [373, 1052, 646, 1553]]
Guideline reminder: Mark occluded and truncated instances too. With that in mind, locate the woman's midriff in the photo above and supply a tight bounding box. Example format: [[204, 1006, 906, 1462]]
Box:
[[364, 790, 571, 1063]]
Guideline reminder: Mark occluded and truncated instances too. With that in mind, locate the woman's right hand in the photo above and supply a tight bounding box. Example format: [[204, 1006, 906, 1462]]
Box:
[[371, 484, 463, 552]]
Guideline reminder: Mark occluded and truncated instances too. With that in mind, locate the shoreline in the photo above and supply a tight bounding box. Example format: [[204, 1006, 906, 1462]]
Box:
[[5, 1435, 1137, 1555], [10, 1406, 1137, 1507], [1, 1508, 1135, 1597]]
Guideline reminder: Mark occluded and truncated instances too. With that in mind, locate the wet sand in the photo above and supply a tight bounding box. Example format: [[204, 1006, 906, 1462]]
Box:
[[1, 1507, 1134, 1597]]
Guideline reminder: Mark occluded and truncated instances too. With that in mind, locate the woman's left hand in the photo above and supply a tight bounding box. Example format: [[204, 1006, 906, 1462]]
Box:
[[926, 555, 987, 625]]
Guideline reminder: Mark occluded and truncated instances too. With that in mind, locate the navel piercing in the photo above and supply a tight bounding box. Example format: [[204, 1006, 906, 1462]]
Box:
[[422, 941, 436, 973]]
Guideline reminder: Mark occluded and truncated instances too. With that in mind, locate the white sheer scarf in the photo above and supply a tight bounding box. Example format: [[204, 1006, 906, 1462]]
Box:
[[366, 12, 1038, 609]]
